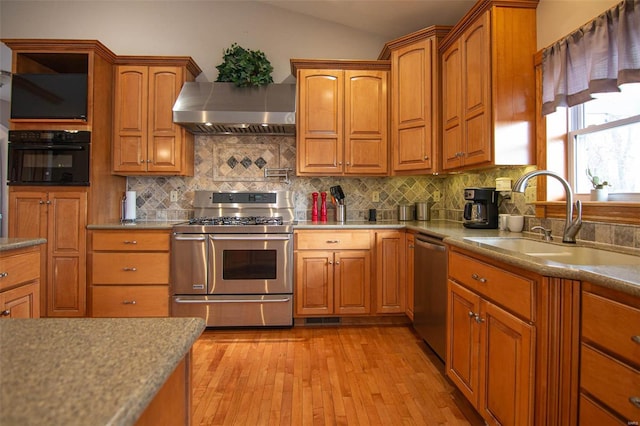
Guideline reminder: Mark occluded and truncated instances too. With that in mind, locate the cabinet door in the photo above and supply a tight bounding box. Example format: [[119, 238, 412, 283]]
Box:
[[0, 282, 40, 319], [47, 191, 87, 317], [344, 70, 388, 175], [297, 69, 344, 175], [405, 233, 415, 320], [113, 65, 148, 173], [461, 13, 491, 167], [442, 40, 464, 171], [447, 280, 481, 406], [391, 39, 433, 172], [147, 66, 184, 173], [8, 190, 47, 240], [479, 300, 534, 426], [375, 231, 405, 313], [334, 250, 371, 315], [295, 250, 334, 316]]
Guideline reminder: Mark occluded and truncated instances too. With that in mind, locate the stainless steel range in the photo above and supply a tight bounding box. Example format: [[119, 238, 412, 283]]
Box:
[[171, 191, 295, 327]]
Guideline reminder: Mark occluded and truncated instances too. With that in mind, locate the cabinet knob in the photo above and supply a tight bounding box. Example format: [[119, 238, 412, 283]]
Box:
[[0, 272, 8, 278], [328, 261, 333, 265], [122, 267, 137, 272], [122, 300, 137, 305], [471, 273, 487, 283], [474, 315, 485, 324], [632, 335, 640, 344], [629, 396, 640, 409], [408, 244, 414, 249], [346, 162, 350, 166], [424, 156, 429, 160], [335, 261, 340, 265], [39, 200, 45, 205], [468, 311, 475, 318], [338, 162, 342, 165], [147, 159, 152, 163], [1, 309, 10, 316]]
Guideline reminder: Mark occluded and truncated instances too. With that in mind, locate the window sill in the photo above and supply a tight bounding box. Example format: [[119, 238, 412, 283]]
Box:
[[534, 201, 640, 225]]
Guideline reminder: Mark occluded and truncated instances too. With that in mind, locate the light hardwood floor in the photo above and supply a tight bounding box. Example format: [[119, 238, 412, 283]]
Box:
[[191, 325, 484, 425]]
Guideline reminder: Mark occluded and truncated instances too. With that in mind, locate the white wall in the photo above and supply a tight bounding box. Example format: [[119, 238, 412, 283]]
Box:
[[0, 1, 387, 83], [536, 0, 621, 49]]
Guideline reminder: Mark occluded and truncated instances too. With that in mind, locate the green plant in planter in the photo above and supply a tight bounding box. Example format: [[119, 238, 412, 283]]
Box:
[[215, 43, 274, 87], [586, 168, 610, 189]]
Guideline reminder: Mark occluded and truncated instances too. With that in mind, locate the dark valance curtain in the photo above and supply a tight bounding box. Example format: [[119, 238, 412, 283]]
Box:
[[542, 0, 640, 115]]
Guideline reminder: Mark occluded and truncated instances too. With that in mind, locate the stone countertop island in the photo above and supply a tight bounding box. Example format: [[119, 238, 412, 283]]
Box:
[[0, 317, 205, 426]]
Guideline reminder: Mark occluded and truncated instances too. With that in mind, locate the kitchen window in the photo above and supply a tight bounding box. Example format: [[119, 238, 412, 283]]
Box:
[[568, 83, 640, 198]]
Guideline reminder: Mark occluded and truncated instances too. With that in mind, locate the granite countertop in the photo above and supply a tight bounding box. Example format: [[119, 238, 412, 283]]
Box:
[[0, 237, 47, 252], [0, 317, 205, 426]]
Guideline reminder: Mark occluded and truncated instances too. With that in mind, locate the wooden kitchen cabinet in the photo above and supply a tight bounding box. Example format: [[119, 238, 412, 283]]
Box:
[[89, 229, 170, 317], [291, 60, 389, 176], [447, 248, 536, 426], [294, 230, 371, 316], [405, 232, 415, 320], [0, 245, 41, 319], [374, 230, 406, 314], [113, 57, 201, 176], [8, 188, 87, 317], [440, 1, 537, 171], [579, 282, 640, 425], [379, 26, 450, 174]]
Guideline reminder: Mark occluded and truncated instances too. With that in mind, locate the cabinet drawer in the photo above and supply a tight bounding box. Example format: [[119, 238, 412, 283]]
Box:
[[580, 344, 640, 422], [448, 251, 534, 320], [295, 230, 371, 250], [582, 291, 640, 365], [92, 253, 169, 284], [92, 285, 168, 317], [0, 250, 40, 291], [579, 394, 626, 426], [92, 230, 170, 251]]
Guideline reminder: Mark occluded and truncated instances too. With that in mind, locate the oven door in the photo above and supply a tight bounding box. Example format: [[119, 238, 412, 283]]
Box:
[[8, 142, 90, 186], [209, 233, 292, 294]]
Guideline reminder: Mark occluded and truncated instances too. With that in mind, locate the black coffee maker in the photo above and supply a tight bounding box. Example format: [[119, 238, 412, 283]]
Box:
[[463, 187, 499, 229]]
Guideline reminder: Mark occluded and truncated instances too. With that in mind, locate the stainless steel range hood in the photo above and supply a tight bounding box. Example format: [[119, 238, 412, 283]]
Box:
[[172, 82, 296, 135]]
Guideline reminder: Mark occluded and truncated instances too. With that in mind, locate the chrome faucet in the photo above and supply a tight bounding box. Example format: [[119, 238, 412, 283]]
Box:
[[512, 170, 582, 243]]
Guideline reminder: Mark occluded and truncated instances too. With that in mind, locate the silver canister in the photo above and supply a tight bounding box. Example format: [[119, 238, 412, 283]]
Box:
[[415, 202, 430, 221], [335, 204, 346, 222], [398, 204, 414, 221]]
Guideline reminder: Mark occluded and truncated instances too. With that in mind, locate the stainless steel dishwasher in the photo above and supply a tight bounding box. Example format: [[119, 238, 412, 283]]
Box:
[[413, 234, 447, 361]]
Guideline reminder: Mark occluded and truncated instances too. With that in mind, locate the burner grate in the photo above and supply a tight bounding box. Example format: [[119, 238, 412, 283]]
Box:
[[188, 216, 284, 226]]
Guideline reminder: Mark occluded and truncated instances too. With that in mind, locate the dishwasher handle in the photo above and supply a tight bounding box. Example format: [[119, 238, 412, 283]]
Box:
[[415, 235, 446, 252]]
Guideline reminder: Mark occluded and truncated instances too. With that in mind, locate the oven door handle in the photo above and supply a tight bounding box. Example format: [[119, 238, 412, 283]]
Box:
[[210, 235, 291, 241], [174, 297, 291, 304], [11, 144, 85, 150], [173, 234, 207, 241]]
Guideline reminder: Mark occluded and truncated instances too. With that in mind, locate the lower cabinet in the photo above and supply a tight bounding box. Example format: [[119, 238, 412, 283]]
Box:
[[89, 229, 170, 317], [374, 230, 406, 314], [294, 230, 372, 316], [447, 248, 536, 426], [579, 282, 640, 425], [0, 245, 41, 319]]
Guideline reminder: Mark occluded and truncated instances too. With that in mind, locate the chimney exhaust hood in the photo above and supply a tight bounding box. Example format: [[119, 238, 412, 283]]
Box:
[[172, 82, 296, 135]]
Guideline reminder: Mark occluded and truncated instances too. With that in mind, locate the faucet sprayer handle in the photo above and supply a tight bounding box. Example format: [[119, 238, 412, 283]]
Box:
[[531, 226, 553, 241]]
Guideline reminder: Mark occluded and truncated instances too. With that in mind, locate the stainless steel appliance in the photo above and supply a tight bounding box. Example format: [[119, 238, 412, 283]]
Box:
[[171, 190, 295, 327], [462, 187, 498, 229], [7, 130, 90, 186], [413, 234, 447, 361]]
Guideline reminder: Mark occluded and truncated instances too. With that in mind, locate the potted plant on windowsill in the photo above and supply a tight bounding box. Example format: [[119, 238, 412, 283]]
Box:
[[586, 168, 610, 201]]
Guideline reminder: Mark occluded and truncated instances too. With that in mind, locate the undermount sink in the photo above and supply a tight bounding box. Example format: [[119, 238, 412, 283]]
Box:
[[463, 237, 640, 266]]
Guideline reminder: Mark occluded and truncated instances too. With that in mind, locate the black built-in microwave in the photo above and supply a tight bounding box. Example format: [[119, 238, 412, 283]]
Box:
[[7, 130, 90, 186]]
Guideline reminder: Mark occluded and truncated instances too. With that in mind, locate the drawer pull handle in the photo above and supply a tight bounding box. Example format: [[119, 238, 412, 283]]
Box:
[[632, 335, 640, 345], [123, 267, 137, 272], [326, 240, 340, 244], [630, 396, 640, 408], [124, 240, 137, 245], [471, 273, 487, 283], [122, 300, 137, 305], [1, 309, 10, 316], [0, 272, 7, 278]]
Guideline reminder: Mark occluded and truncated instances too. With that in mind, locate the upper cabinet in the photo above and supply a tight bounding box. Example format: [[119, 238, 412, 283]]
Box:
[[291, 59, 389, 176], [379, 26, 451, 175], [440, 1, 538, 172], [112, 57, 201, 176]]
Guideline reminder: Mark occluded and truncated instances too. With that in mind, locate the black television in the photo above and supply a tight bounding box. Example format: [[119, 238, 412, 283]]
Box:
[[10, 73, 88, 120]]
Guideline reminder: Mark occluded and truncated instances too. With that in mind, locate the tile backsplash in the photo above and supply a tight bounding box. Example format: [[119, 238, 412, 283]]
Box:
[[127, 135, 639, 250]]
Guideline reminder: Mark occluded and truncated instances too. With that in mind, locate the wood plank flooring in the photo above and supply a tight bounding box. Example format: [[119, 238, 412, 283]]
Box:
[[191, 325, 484, 425]]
